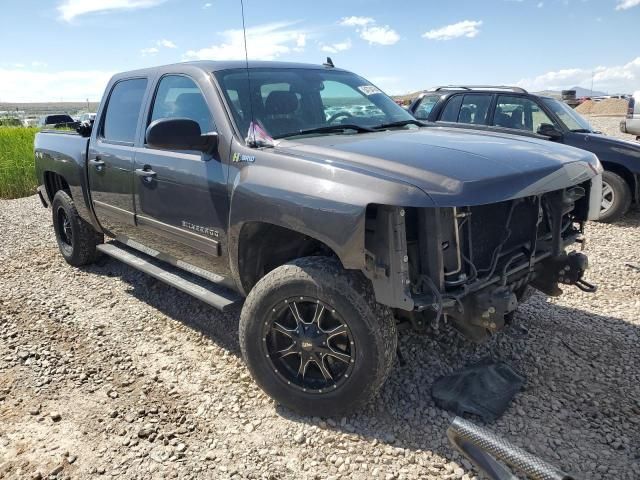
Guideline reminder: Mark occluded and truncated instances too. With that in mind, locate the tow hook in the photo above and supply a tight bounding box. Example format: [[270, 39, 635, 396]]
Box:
[[559, 251, 597, 293], [532, 251, 597, 295]]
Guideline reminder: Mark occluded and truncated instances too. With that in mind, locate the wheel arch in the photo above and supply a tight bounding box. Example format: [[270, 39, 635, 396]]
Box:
[[234, 221, 343, 295], [43, 171, 71, 202], [601, 161, 638, 203]]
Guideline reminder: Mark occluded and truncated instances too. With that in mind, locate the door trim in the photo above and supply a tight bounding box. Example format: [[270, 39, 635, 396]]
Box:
[[93, 200, 135, 225], [136, 214, 221, 257]]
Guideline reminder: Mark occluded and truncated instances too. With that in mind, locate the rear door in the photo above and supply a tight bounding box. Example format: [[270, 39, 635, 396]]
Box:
[[437, 93, 493, 126], [88, 78, 148, 237], [132, 73, 231, 278]]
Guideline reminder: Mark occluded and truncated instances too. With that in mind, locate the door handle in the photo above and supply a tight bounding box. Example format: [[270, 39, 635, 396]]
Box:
[[135, 167, 157, 183], [89, 158, 105, 171]]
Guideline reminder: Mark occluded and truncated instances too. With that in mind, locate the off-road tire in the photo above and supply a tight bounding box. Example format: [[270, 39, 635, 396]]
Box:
[[598, 170, 631, 223], [51, 190, 103, 266], [239, 256, 397, 417]]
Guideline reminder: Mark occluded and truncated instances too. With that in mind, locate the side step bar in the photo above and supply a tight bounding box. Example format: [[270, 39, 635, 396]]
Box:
[[96, 243, 242, 312]]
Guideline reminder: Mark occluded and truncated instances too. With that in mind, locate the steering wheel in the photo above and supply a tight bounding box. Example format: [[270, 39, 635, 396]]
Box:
[[327, 111, 354, 124]]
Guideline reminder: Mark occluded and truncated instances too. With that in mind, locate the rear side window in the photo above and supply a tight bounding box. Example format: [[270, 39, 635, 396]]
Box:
[[102, 78, 148, 143], [458, 94, 492, 125], [440, 95, 463, 122]]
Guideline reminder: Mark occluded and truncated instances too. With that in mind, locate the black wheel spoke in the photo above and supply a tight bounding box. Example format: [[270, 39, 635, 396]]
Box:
[[287, 301, 305, 327], [312, 353, 333, 381], [312, 303, 325, 326], [272, 322, 295, 338], [324, 324, 347, 338], [297, 354, 310, 380], [320, 345, 351, 364], [264, 296, 355, 393], [274, 343, 297, 360]]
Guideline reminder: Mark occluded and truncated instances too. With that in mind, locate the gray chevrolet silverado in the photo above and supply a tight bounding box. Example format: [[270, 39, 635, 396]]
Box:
[[35, 61, 602, 416]]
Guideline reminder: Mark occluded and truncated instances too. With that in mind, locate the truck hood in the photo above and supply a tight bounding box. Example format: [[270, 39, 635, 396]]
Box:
[[275, 126, 601, 207]]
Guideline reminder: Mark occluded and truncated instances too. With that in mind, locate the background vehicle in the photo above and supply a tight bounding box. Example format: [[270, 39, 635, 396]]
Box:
[[620, 92, 640, 140], [409, 86, 640, 222], [35, 62, 600, 417], [37, 113, 77, 129], [78, 112, 96, 123]]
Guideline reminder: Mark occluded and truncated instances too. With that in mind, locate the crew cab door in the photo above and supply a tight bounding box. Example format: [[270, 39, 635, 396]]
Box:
[[88, 77, 148, 237], [132, 73, 231, 278]]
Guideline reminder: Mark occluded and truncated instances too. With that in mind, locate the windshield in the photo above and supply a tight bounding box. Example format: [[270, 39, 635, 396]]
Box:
[[542, 98, 592, 132], [215, 68, 415, 140]]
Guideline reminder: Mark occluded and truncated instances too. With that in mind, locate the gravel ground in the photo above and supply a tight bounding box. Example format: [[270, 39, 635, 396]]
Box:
[[1, 117, 639, 480], [587, 115, 638, 141]]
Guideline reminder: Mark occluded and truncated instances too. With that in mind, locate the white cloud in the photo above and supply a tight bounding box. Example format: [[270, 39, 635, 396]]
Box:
[[320, 39, 352, 54], [58, 0, 166, 22], [615, 0, 640, 10], [339, 16, 374, 27], [0, 67, 113, 102], [203, 2, 212, 7], [31, 61, 48, 68], [184, 22, 308, 61], [339, 16, 399, 46], [422, 20, 482, 41], [537, 2, 544, 7], [360, 26, 400, 46], [158, 39, 177, 49], [141, 47, 159, 55], [516, 56, 640, 93]]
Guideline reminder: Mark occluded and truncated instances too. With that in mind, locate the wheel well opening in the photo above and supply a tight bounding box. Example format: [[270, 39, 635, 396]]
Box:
[[601, 162, 637, 202], [238, 222, 338, 293], [44, 172, 71, 200]]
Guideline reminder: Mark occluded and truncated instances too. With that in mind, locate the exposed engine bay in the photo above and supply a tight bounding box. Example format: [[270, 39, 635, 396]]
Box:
[[365, 179, 598, 342]]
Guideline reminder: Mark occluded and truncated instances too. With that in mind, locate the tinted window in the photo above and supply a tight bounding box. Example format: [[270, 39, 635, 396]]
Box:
[[150, 75, 214, 133], [440, 95, 463, 122], [102, 78, 147, 143], [414, 95, 440, 120], [45, 114, 74, 124], [459, 94, 492, 125], [493, 95, 553, 132]]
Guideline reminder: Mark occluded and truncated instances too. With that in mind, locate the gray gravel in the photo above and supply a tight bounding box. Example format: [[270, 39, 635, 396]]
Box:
[[1, 117, 639, 479]]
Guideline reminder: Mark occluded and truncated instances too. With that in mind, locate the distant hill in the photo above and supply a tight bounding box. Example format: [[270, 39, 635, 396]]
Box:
[[0, 102, 99, 118]]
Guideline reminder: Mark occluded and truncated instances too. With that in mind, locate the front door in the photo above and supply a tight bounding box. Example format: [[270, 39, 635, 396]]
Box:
[[132, 74, 231, 280], [88, 78, 148, 237]]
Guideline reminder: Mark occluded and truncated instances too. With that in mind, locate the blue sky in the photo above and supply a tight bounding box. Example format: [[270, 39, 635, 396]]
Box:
[[0, 0, 638, 101]]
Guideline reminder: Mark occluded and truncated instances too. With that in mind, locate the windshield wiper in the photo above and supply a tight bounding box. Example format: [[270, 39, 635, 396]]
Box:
[[570, 128, 592, 133], [275, 124, 375, 139], [373, 119, 425, 130]]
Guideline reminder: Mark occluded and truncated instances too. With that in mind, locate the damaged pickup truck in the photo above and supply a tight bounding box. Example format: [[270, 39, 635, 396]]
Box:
[[35, 61, 602, 416]]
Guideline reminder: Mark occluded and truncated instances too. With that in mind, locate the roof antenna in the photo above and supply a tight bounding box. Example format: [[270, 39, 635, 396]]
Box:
[[323, 57, 335, 68], [240, 0, 256, 147]]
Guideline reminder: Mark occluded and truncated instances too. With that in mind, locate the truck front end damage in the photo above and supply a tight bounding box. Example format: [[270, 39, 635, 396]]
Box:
[[364, 177, 599, 342]]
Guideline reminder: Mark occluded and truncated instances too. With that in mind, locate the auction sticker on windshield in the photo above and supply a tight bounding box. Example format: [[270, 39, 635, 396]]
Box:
[[358, 86, 382, 95]]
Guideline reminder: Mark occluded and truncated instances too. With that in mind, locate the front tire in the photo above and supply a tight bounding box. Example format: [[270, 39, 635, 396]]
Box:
[[239, 257, 397, 417], [51, 190, 103, 266], [598, 170, 631, 223]]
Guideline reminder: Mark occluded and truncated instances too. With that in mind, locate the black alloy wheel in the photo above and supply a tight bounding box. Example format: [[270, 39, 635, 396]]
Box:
[[263, 296, 355, 393]]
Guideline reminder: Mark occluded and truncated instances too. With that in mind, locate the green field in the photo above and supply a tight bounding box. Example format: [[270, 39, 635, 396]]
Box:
[[0, 127, 38, 199]]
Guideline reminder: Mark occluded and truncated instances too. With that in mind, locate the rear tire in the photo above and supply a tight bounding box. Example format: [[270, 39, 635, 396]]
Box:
[[598, 170, 631, 223], [51, 190, 103, 266], [239, 257, 397, 417]]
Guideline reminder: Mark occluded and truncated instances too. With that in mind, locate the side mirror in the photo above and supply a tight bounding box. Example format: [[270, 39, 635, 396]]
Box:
[[537, 123, 563, 140], [146, 118, 218, 153]]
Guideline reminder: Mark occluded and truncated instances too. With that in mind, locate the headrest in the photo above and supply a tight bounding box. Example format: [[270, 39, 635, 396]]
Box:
[[175, 93, 203, 109], [264, 91, 299, 115]]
